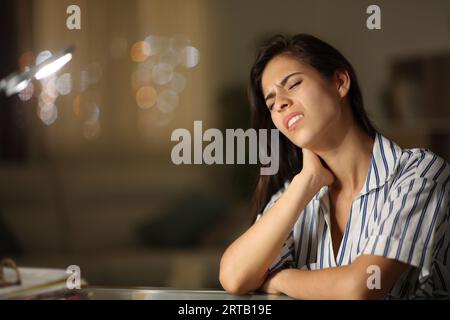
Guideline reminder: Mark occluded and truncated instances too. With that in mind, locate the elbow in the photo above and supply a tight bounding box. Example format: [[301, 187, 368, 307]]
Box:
[[219, 276, 249, 296], [219, 257, 256, 295], [219, 265, 250, 296]]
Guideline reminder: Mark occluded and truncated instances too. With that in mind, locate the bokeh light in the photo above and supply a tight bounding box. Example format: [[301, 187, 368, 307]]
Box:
[[152, 63, 173, 85], [140, 57, 156, 70], [17, 50, 106, 130], [130, 41, 150, 62], [19, 51, 35, 70], [84, 102, 100, 124], [73, 95, 100, 121], [37, 98, 58, 126], [41, 75, 59, 99], [18, 82, 34, 101], [144, 35, 169, 56], [83, 121, 101, 140], [136, 86, 157, 109], [158, 48, 181, 67], [130, 35, 200, 128], [56, 73, 72, 95], [79, 70, 89, 92], [74, 96, 100, 124], [73, 94, 84, 117], [166, 72, 186, 93], [180, 46, 200, 68], [36, 50, 52, 65], [156, 89, 179, 113]]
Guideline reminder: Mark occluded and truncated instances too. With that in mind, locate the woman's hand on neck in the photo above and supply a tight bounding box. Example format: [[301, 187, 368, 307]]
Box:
[[300, 148, 335, 189], [312, 125, 374, 197]]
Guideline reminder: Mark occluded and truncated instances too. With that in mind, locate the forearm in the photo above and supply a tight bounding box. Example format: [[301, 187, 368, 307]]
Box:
[[220, 171, 321, 294], [274, 267, 357, 300], [270, 255, 407, 299]]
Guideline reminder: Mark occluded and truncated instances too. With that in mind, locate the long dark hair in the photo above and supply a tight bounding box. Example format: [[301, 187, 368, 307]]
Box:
[[249, 34, 377, 218]]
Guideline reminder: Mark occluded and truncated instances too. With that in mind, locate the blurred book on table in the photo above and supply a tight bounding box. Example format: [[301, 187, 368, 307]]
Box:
[[0, 267, 87, 300]]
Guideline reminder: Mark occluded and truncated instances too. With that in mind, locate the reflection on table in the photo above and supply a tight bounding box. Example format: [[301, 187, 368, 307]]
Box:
[[78, 286, 293, 300]]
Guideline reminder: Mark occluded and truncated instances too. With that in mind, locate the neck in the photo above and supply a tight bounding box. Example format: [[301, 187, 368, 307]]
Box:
[[311, 126, 374, 197]]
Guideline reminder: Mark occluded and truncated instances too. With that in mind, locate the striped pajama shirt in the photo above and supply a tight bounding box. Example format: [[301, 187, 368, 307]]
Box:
[[256, 133, 450, 299]]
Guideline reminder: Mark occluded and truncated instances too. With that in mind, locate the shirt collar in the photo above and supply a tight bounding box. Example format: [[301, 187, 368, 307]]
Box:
[[313, 132, 403, 201], [358, 132, 403, 197]]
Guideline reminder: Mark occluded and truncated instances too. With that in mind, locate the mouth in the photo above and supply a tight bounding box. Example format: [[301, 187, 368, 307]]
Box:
[[285, 112, 304, 131]]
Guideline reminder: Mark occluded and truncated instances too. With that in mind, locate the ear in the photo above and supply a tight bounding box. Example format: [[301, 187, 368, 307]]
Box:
[[334, 69, 351, 99]]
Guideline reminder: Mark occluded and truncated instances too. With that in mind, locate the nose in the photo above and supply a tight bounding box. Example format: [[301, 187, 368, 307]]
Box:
[[273, 93, 292, 112]]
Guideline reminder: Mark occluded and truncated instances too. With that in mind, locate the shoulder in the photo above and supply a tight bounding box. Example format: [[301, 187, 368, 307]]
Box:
[[394, 147, 450, 188]]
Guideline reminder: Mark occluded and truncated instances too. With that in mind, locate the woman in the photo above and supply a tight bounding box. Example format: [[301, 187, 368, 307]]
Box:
[[219, 34, 450, 299]]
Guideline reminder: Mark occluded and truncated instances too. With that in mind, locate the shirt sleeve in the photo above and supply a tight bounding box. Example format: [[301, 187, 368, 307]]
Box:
[[255, 184, 296, 274], [361, 154, 450, 279]]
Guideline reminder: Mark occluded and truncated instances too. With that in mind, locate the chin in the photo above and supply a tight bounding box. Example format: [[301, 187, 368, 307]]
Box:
[[289, 129, 317, 149]]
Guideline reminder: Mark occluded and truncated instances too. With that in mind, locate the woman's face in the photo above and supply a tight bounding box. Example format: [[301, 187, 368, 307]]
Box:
[[261, 53, 348, 149]]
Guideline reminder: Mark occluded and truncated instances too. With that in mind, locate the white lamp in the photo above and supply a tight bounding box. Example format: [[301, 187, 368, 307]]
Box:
[[0, 45, 75, 96]]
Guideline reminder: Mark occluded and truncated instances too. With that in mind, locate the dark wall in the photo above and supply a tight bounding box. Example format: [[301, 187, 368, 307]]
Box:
[[0, 0, 29, 162]]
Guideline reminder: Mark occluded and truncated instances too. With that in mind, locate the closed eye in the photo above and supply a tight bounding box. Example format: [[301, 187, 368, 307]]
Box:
[[267, 80, 302, 111], [289, 81, 302, 90]]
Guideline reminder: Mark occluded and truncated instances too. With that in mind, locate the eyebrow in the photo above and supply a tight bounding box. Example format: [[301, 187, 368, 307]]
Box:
[[264, 72, 303, 102]]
